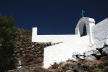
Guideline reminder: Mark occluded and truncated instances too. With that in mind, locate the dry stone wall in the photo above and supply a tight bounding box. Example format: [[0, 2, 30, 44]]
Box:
[[13, 28, 51, 67]]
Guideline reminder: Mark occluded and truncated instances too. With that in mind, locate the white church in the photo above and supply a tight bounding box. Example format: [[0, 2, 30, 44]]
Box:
[[32, 17, 108, 68]]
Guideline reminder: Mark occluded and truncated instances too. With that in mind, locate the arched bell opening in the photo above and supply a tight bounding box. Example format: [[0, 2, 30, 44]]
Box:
[[78, 22, 87, 37], [81, 24, 87, 36], [75, 17, 95, 46]]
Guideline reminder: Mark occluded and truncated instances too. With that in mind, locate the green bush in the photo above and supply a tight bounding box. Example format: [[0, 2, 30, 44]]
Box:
[[0, 15, 17, 72]]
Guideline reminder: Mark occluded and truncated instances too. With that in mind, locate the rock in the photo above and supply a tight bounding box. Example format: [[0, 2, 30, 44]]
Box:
[[73, 68, 79, 72], [85, 55, 96, 61], [32, 66, 48, 72], [50, 62, 59, 69], [53, 69, 62, 72], [84, 50, 94, 56], [104, 66, 108, 72], [22, 54, 26, 57], [78, 55, 85, 60], [96, 48, 103, 54], [93, 50, 101, 55], [91, 54, 101, 60], [20, 48, 23, 51], [89, 65, 96, 71], [66, 70, 73, 72], [62, 64, 71, 70], [93, 68, 103, 72], [102, 47, 108, 55], [72, 53, 79, 61], [81, 64, 89, 70], [103, 60, 108, 66], [97, 63, 104, 69], [100, 56, 108, 61], [84, 50, 101, 56], [35, 57, 43, 63]]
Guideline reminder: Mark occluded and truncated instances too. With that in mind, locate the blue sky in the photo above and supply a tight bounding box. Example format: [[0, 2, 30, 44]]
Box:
[[0, 0, 108, 34]]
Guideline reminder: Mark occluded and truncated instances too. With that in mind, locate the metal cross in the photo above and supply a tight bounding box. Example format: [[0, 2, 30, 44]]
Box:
[[81, 9, 85, 17]]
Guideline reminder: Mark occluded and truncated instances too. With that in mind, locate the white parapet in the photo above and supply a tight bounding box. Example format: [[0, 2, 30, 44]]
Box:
[[32, 27, 37, 42]]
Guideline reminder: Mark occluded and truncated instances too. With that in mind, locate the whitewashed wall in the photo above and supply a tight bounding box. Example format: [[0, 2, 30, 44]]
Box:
[[31, 17, 102, 68], [43, 35, 96, 68]]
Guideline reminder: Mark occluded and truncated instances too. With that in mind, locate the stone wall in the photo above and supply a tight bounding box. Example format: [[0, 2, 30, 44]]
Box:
[[14, 28, 52, 68]]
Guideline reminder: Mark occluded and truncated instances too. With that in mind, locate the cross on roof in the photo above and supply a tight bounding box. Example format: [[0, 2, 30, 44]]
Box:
[[81, 9, 85, 17]]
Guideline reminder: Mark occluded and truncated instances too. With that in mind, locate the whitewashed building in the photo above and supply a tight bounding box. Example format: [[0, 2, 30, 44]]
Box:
[[32, 17, 108, 68]]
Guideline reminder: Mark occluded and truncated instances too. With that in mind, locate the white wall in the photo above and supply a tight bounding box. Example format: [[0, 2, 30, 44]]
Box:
[[33, 35, 76, 43], [32, 17, 98, 68], [43, 35, 96, 68]]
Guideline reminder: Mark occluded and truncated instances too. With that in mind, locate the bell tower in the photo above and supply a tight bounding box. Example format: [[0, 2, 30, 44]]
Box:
[[75, 17, 95, 45]]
